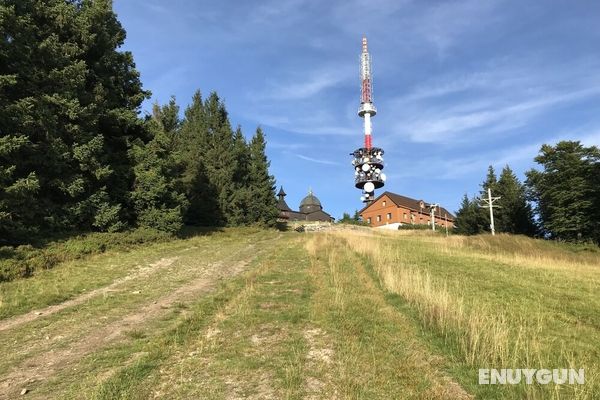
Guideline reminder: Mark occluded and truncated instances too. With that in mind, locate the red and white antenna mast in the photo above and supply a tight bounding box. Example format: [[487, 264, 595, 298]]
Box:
[[359, 36, 377, 149], [351, 36, 386, 205]]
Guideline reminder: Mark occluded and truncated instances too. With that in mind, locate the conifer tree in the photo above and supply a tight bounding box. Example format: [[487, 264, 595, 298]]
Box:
[[495, 165, 536, 236], [228, 126, 251, 225], [0, 136, 39, 243], [0, 0, 148, 240], [203, 92, 238, 226], [526, 141, 600, 242], [454, 194, 488, 235], [481, 165, 498, 194], [131, 104, 188, 233], [130, 102, 187, 234], [247, 128, 278, 227], [177, 91, 220, 226]]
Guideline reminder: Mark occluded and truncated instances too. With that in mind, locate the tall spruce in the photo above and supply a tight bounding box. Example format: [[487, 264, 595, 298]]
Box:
[[454, 194, 488, 235], [0, 136, 40, 243], [0, 0, 148, 241], [481, 165, 498, 195], [130, 101, 187, 234], [495, 165, 536, 236], [526, 141, 600, 242], [203, 93, 237, 226], [177, 91, 220, 226], [228, 126, 252, 225], [247, 128, 278, 227]]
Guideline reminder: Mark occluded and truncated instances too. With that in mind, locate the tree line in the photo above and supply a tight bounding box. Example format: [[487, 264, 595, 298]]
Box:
[[0, 0, 278, 245], [455, 141, 600, 244]]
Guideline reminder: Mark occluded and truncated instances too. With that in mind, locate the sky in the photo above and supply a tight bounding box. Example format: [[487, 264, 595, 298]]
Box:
[[113, 0, 600, 220]]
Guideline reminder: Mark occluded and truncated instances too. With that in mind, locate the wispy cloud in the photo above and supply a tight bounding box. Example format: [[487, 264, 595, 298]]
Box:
[[383, 57, 600, 145], [400, 87, 600, 144], [259, 69, 353, 101], [296, 154, 341, 165], [268, 141, 309, 151], [415, 0, 503, 56], [251, 107, 357, 137]]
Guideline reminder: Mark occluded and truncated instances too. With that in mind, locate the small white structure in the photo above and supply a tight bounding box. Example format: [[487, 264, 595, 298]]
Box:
[[375, 222, 402, 230]]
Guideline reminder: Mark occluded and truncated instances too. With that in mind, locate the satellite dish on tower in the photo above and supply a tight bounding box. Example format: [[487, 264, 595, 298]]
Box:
[[364, 182, 375, 193]]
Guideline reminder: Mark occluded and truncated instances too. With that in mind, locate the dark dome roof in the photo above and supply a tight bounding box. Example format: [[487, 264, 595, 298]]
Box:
[[299, 190, 322, 213], [300, 193, 321, 207]]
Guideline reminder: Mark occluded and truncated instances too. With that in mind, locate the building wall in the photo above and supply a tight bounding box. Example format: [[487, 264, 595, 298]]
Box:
[[360, 194, 455, 229]]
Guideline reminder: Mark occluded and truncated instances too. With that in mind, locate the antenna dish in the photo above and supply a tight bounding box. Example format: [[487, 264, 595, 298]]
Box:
[[364, 182, 375, 193]]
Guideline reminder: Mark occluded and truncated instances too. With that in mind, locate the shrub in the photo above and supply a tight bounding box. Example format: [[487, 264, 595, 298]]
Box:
[[0, 228, 172, 282]]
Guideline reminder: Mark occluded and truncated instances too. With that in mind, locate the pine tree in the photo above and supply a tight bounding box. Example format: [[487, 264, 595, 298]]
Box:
[[454, 194, 488, 235], [481, 165, 498, 195], [0, 0, 148, 240], [203, 92, 237, 226], [228, 126, 251, 225], [0, 136, 40, 243], [152, 97, 180, 140], [177, 91, 220, 226], [495, 165, 536, 236], [130, 102, 188, 234], [247, 128, 278, 227], [526, 141, 600, 242]]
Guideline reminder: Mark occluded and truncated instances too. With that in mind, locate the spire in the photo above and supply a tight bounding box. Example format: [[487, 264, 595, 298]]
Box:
[[277, 186, 286, 198]]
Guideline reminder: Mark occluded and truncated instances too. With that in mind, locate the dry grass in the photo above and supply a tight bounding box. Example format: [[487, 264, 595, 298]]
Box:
[[340, 232, 523, 367], [335, 230, 600, 399], [305, 234, 473, 399]]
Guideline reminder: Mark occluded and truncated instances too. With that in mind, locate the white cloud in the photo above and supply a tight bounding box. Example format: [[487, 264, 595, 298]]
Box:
[[386, 67, 600, 145], [259, 68, 354, 101], [296, 154, 341, 165]]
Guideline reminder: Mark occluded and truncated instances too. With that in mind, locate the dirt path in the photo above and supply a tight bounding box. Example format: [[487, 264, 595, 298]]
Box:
[[0, 255, 253, 399], [0, 257, 179, 333]]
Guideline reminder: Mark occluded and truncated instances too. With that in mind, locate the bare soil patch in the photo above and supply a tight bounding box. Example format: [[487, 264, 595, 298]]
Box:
[[0, 257, 179, 333], [0, 258, 250, 400]]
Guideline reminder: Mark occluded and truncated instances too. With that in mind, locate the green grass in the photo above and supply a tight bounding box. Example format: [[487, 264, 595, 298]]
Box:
[[1, 227, 598, 399], [339, 230, 600, 399], [0, 227, 179, 282]]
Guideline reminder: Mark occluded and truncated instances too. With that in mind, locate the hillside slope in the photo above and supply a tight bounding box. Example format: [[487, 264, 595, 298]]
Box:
[[0, 228, 598, 399]]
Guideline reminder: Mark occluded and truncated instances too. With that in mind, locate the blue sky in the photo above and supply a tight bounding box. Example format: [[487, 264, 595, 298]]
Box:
[[114, 0, 600, 219]]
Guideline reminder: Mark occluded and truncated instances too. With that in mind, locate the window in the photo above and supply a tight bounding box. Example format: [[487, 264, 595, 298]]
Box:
[[367, 217, 371, 224], [403, 213, 407, 220], [387, 213, 392, 220], [382, 201, 386, 206], [377, 215, 381, 222]]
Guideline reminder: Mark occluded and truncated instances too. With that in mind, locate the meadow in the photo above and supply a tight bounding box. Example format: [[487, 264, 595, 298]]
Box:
[[0, 227, 597, 399]]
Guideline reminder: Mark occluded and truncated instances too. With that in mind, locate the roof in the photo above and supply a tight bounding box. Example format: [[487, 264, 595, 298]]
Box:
[[360, 191, 456, 220], [285, 210, 333, 222], [277, 197, 292, 212], [304, 210, 334, 222], [300, 190, 321, 208], [277, 186, 287, 197]]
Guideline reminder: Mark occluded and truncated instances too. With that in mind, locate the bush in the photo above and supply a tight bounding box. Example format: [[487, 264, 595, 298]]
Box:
[[397, 224, 437, 231], [0, 228, 172, 282]]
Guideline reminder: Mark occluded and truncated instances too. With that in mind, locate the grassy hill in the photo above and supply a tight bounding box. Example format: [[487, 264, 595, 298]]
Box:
[[0, 227, 598, 399]]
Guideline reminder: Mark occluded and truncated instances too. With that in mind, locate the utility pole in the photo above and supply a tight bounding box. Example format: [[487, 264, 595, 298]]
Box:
[[480, 188, 501, 235], [429, 204, 439, 231], [444, 213, 448, 236]]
